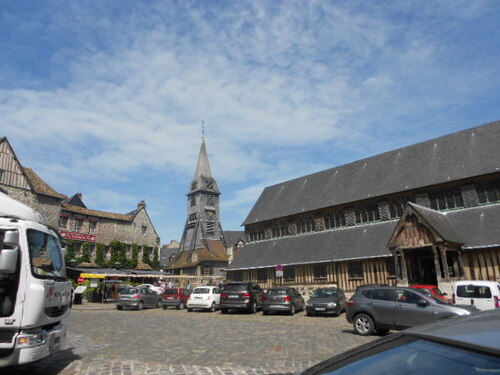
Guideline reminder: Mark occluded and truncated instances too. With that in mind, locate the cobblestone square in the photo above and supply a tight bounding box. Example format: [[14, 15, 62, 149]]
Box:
[[9, 304, 377, 375]]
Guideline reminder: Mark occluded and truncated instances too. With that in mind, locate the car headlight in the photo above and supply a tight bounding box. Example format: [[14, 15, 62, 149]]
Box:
[[327, 302, 337, 308]]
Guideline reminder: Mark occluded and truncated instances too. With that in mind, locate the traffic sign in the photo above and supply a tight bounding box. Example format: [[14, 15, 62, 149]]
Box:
[[276, 270, 283, 278], [78, 277, 85, 284], [276, 264, 284, 271]]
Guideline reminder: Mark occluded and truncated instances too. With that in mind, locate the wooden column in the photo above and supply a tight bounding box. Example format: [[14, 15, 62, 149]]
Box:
[[440, 244, 450, 281], [431, 245, 443, 280], [399, 249, 409, 285], [393, 252, 401, 281]]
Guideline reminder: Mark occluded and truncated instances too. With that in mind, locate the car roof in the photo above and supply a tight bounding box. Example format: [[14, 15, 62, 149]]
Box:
[[405, 309, 500, 355], [455, 280, 500, 286], [409, 285, 437, 288]]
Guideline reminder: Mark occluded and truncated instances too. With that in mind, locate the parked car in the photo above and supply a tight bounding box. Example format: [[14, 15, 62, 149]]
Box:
[[219, 282, 265, 314], [301, 309, 500, 375], [186, 286, 220, 312], [453, 280, 500, 310], [262, 287, 305, 315], [161, 288, 191, 310], [116, 287, 162, 310], [137, 283, 163, 295], [410, 284, 450, 302], [346, 285, 477, 335], [306, 287, 347, 316]]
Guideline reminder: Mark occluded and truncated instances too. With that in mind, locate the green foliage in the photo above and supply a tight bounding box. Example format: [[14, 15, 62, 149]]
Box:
[[64, 240, 76, 266], [110, 240, 126, 267], [151, 248, 161, 270], [79, 242, 91, 263], [142, 246, 152, 266], [95, 243, 106, 267]]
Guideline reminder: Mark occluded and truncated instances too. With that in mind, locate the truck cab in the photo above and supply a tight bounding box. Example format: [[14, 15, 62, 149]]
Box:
[[0, 192, 72, 368]]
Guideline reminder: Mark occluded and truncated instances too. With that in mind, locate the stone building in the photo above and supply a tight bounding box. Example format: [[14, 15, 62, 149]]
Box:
[[167, 139, 229, 276], [226, 121, 500, 296], [0, 137, 160, 265]]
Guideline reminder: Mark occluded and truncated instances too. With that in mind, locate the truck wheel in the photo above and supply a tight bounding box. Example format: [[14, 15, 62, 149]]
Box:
[[178, 302, 184, 310], [354, 313, 375, 336]]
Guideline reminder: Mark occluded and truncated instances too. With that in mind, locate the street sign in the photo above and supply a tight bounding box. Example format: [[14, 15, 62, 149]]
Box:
[[276, 270, 283, 278], [276, 264, 284, 271], [78, 277, 85, 284]]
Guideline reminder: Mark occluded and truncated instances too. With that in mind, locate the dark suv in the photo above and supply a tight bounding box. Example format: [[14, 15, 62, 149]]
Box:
[[220, 282, 264, 314], [346, 285, 477, 336]]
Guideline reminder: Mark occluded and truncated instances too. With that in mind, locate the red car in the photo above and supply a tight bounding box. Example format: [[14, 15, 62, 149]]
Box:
[[161, 288, 191, 310], [410, 285, 450, 303]]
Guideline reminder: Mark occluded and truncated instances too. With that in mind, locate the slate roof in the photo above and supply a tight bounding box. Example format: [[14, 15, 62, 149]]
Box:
[[243, 121, 500, 225], [223, 230, 245, 247], [229, 203, 500, 270], [227, 222, 395, 270], [62, 203, 135, 221], [23, 167, 66, 199]]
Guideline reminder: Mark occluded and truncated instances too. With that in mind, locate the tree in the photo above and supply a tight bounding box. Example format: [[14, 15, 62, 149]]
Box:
[[95, 243, 106, 267]]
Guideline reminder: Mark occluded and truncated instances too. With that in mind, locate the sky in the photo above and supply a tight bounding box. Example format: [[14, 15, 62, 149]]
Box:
[[1, 1, 500, 244]]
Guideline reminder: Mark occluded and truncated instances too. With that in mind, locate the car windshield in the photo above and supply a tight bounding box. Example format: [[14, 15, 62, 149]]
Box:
[[268, 289, 287, 296], [312, 289, 337, 298], [223, 284, 247, 292], [123, 288, 139, 295], [164, 289, 178, 295], [320, 338, 500, 375], [193, 288, 210, 294], [414, 289, 449, 305], [27, 229, 66, 279]]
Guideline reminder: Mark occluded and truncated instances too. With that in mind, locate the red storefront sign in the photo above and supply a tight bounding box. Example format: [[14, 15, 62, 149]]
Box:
[[60, 230, 96, 242]]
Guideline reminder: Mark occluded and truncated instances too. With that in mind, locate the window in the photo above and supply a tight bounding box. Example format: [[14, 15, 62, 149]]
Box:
[[75, 217, 84, 231], [189, 213, 197, 222], [271, 223, 289, 238], [27, 229, 66, 279], [248, 228, 265, 242], [142, 225, 147, 235], [355, 205, 380, 224], [0, 169, 4, 182], [476, 179, 500, 204], [429, 188, 464, 210], [348, 262, 364, 279], [314, 264, 327, 280], [190, 195, 196, 207], [59, 215, 68, 229], [324, 212, 345, 229], [207, 194, 215, 206], [89, 219, 98, 234], [396, 290, 423, 304], [257, 269, 267, 282], [283, 267, 295, 281], [203, 266, 212, 275], [297, 217, 316, 234]]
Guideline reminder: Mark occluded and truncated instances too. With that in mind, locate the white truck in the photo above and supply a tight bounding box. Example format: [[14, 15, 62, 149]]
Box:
[[0, 191, 72, 368]]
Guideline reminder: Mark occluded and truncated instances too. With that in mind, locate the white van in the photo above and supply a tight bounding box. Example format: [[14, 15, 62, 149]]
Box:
[[453, 280, 500, 311]]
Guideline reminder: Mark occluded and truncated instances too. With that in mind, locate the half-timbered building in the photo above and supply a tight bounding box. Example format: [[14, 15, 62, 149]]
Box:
[[226, 121, 500, 295]]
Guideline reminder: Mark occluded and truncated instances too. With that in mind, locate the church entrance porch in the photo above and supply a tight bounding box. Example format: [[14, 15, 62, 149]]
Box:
[[403, 247, 437, 285]]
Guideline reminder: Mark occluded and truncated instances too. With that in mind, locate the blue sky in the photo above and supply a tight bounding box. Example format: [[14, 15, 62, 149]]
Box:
[[1, 1, 499, 244]]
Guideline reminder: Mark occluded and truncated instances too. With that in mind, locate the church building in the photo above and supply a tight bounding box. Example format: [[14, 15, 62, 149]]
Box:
[[226, 121, 500, 295], [166, 139, 230, 276]]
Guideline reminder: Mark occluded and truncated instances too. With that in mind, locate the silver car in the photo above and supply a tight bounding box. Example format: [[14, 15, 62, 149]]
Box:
[[116, 287, 162, 310], [262, 287, 305, 315]]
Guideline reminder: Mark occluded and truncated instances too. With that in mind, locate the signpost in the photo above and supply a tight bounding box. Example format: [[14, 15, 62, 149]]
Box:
[[276, 264, 284, 278]]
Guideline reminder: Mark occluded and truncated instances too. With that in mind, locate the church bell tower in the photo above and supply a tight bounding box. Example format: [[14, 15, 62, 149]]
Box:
[[179, 138, 223, 251]]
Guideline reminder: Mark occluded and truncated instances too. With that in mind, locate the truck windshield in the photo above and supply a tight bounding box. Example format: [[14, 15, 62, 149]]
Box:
[[27, 229, 66, 279]]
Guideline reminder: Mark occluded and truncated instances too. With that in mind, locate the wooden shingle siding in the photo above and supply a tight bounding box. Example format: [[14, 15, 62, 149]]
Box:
[[462, 248, 500, 281], [0, 141, 30, 190]]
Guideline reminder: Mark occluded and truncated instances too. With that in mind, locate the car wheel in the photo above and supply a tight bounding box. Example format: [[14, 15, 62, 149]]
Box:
[[116, 305, 123, 310], [187, 308, 193, 312], [249, 301, 257, 314], [263, 309, 269, 315], [137, 302, 144, 311], [162, 305, 167, 310], [290, 304, 296, 316], [335, 305, 341, 317], [221, 308, 228, 314], [307, 311, 314, 317], [156, 300, 162, 308], [209, 302, 216, 312], [178, 302, 184, 310], [354, 314, 375, 336]]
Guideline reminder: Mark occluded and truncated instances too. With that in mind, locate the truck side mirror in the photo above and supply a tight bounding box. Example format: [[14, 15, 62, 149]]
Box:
[[0, 230, 20, 274]]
